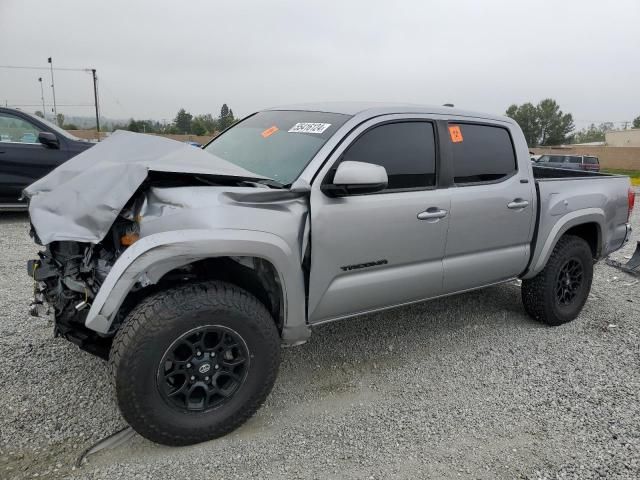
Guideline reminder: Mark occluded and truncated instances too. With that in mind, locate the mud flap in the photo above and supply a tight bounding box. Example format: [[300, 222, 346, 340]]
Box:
[[606, 241, 640, 276]]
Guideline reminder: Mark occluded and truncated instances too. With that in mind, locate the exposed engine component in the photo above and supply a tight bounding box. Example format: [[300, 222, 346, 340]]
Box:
[[28, 210, 141, 358]]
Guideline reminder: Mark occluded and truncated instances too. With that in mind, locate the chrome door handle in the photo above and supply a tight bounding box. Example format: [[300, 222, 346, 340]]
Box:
[[507, 199, 529, 209], [417, 208, 448, 220]]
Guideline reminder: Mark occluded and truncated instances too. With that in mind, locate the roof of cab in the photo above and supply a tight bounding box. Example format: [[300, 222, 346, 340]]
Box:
[[266, 101, 512, 124]]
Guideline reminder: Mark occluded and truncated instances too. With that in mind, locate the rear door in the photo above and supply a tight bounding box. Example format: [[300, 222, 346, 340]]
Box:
[[307, 117, 450, 323], [0, 112, 67, 203], [441, 121, 535, 292]]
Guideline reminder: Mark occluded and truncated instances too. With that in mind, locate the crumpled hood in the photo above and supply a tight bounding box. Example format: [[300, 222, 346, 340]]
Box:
[[24, 130, 267, 245]]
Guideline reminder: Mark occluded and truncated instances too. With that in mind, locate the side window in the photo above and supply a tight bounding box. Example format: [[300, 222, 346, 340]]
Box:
[[584, 156, 598, 165], [566, 156, 582, 164], [0, 113, 40, 143], [450, 123, 516, 184], [339, 121, 436, 190]]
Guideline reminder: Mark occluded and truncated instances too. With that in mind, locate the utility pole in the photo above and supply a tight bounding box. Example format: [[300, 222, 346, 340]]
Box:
[[91, 69, 101, 140], [38, 77, 46, 118], [48, 57, 58, 125]]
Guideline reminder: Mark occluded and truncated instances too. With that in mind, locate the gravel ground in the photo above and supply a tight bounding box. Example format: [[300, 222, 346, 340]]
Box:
[[1, 205, 639, 480]]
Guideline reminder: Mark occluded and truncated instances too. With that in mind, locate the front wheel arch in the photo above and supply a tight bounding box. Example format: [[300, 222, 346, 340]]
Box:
[[84, 230, 310, 344], [113, 256, 285, 335]]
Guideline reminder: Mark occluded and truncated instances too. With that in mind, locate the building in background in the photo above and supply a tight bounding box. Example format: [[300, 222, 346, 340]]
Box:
[[606, 129, 640, 147]]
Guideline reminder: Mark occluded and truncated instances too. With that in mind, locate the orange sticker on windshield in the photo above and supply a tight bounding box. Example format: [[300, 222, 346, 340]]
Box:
[[448, 125, 463, 143], [261, 126, 279, 138]]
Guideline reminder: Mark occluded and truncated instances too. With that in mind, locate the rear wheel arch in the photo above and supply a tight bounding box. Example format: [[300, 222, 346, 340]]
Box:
[[526, 212, 605, 278], [563, 222, 601, 258]]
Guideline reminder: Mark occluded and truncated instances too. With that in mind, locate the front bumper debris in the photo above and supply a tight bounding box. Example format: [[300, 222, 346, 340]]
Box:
[[27, 259, 50, 317]]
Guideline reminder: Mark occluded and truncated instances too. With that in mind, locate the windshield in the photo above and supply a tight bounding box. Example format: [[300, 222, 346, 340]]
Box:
[[204, 110, 350, 185]]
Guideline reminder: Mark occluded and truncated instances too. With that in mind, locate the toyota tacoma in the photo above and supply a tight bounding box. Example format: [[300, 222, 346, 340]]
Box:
[[24, 103, 634, 445]]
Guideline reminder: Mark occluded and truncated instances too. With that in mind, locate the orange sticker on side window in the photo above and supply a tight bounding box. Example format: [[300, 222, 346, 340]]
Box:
[[448, 125, 463, 143], [261, 126, 279, 138]]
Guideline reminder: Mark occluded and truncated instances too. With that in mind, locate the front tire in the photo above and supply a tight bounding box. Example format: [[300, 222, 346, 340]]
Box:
[[522, 235, 594, 326], [109, 281, 280, 446]]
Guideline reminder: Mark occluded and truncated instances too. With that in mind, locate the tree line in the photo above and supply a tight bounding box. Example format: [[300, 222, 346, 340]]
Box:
[[506, 99, 640, 147], [112, 103, 237, 136], [40, 100, 640, 147]]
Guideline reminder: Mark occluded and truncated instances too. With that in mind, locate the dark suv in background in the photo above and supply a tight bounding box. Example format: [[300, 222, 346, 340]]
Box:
[[0, 107, 94, 210], [536, 154, 600, 172]]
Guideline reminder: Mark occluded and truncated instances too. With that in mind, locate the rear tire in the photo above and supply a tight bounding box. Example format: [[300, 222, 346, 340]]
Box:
[[522, 235, 593, 326], [109, 281, 280, 446]]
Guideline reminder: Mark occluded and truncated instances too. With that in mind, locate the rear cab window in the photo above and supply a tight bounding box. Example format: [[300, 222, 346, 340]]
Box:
[[448, 123, 517, 185]]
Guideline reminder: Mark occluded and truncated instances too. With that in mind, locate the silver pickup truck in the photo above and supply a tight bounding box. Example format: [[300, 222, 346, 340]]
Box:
[[25, 103, 634, 446]]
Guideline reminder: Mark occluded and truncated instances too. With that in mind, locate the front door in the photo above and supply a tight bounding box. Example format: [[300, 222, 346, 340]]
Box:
[[308, 118, 450, 323]]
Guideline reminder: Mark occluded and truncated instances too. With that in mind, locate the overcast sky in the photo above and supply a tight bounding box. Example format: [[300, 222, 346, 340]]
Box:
[[1, 0, 638, 129]]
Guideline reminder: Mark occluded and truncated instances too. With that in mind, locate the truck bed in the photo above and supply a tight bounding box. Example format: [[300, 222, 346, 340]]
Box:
[[532, 165, 614, 180], [525, 165, 631, 278]]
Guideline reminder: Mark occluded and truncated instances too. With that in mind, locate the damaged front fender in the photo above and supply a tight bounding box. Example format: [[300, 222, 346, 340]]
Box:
[[84, 228, 310, 343]]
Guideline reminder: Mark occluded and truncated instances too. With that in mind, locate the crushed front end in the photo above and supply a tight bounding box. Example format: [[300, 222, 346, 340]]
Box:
[[22, 130, 284, 359], [27, 210, 141, 358]]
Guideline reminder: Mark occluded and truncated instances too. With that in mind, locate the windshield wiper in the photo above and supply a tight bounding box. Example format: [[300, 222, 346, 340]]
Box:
[[191, 175, 285, 189], [250, 178, 286, 189]]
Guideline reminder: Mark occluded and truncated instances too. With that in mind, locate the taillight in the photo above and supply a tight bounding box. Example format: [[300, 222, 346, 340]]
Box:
[[629, 187, 636, 220]]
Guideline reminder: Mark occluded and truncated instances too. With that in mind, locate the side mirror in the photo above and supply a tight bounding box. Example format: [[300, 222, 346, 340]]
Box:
[[321, 161, 388, 197], [38, 131, 59, 149]]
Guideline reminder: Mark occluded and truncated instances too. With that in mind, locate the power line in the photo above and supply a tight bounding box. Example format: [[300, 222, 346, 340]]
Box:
[[7, 103, 95, 107], [575, 119, 632, 123], [2, 60, 102, 134], [0, 65, 91, 72], [96, 80, 128, 116]]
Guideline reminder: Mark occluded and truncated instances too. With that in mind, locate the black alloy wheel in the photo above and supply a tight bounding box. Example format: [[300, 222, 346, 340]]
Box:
[[157, 325, 250, 412], [109, 281, 281, 446], [521, 235, 594, 326], [555, 258, 584, 306]]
